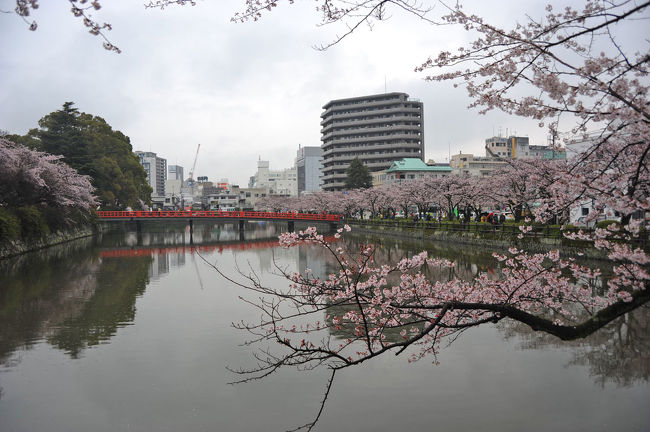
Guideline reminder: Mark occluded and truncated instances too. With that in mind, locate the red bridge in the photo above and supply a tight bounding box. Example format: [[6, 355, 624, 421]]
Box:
[[96, 210, 340, 233], [97, 210, 339, 222]]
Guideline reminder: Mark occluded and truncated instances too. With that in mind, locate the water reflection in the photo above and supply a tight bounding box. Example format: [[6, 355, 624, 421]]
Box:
[[293, 232, 649, 388], [47, 256, 153, 358], [0, 224, 648, 432], [0, 222, 287, 365], [0, 227, 300, 368], [499, 307, 650, 387], [0, 240, 152, 364]]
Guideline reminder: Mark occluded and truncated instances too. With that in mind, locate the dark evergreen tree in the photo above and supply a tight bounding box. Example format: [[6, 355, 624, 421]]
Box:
[[25, 103, 152, 210], [344, 157, 373, 189]]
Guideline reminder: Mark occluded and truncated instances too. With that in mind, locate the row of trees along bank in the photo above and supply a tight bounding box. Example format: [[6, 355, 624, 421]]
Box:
[[1, 103, 151, 245]]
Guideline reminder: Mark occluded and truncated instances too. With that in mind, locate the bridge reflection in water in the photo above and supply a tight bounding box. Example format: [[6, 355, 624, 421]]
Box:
[[98, 236, 337, 258]]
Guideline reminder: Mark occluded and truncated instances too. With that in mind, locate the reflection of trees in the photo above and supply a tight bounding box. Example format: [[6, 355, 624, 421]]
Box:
[[306, 233, 501, 283], [499, 307, 649, 387], [300, 235, 502, 342], [1, 224, 286, 366], [0, 239, 152, 365], [0, 239, 99, 366], [310, 234, 625, 353], [47, 257, 151, 358]]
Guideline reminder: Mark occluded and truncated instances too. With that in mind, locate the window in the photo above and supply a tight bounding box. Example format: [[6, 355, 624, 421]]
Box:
[[581, 207, 589, 216]]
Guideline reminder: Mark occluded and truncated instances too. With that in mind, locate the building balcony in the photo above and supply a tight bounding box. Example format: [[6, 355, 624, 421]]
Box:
[[320, 115, 423, 134], [321, 172, 347, 182], [320, 107, 422, 126], [323, 143, 423, 159], [321, 124, 423, 141], [322, 134, 423, 149], [321, 97, 408, 117]]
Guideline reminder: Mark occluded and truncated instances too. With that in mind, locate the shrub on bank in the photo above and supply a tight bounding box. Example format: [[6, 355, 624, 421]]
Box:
[[595, 220, 621, 229], [0, 207, 20, 242], [14, 206, 50, 239]]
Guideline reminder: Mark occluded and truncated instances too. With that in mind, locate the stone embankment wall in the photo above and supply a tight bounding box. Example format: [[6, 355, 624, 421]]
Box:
[[347, 222, 609, 260], [0, 226, 97, 260]]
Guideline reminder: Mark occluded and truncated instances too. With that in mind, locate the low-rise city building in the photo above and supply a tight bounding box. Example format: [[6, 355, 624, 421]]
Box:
[[376, 158, 451, 186], [450, 153, 508, 176], [249, 159, 298, 196], [239, 187, 269, 210]]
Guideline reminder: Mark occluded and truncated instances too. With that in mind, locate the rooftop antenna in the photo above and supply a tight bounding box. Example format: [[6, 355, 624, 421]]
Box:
[[384, 75, 387, 94]]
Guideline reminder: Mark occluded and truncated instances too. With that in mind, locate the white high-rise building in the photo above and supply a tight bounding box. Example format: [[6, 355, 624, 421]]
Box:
[[135, 151, 167, 198]]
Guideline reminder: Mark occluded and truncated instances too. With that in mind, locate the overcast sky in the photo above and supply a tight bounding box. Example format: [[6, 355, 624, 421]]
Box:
[[0, 0, 613, 185]]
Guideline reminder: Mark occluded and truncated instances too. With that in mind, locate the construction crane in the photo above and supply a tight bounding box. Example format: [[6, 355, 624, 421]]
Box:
[[188, 143, 201, 183]]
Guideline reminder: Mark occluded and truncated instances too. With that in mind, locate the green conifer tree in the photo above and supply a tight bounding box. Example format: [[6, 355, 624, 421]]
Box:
[[344, 157, 373, 189]]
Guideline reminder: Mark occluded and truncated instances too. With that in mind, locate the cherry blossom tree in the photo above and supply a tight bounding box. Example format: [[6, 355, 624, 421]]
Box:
[[401, 179, 432, 215], [457, 175, 493, 221], [255, 195, 293, 212], [425, 175, 470, 220], [0, 138, 97, 212], [489, 159, 553, 222], [8, 0, 200, 53], [9, 0, 121, 53], [354, 186, 384, 219]]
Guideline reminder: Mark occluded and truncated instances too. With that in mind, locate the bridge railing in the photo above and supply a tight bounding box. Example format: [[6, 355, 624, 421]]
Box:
[[96, 210, 340, 222]]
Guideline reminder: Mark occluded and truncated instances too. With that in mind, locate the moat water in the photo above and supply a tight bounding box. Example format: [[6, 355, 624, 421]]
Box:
[[0, 222, 648, 431]]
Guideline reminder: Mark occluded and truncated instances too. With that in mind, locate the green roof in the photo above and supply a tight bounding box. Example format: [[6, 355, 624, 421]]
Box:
[[386, 158, 451, 173]]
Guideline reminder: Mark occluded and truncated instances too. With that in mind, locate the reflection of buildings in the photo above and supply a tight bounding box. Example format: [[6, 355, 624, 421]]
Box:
[[249, 244, 299, 273], [151, 253, 169, 279], [149, 252, 186, 280], [298, 245, 327, 281]]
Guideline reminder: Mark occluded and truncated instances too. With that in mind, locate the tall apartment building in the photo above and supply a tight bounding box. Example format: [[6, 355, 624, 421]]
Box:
[[135, 151, 167, 197], [295, 145, 323, 195], [320, 92, 424, 191]]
